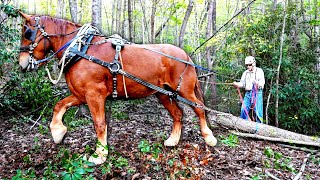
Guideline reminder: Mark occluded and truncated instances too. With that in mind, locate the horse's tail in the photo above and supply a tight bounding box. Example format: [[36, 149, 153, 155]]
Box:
[[194, 79, 205, 104]]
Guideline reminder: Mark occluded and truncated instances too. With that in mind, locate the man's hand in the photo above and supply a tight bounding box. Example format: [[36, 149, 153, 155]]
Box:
[[233, 81, 240, 88], [253, 80, 259, 85]]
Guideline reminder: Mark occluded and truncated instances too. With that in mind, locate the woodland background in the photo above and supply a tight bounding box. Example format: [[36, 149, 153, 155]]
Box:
[[0, 0, 319, 179]]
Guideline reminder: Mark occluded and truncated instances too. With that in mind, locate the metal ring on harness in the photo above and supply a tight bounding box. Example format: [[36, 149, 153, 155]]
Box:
[[109, 62, 121, 74]]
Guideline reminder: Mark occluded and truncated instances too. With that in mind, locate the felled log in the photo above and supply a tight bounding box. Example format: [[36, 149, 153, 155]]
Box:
[[209, 111, 320, 147]]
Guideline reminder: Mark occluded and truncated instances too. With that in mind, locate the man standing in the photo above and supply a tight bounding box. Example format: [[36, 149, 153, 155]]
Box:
[[233, 56, 265, 123]]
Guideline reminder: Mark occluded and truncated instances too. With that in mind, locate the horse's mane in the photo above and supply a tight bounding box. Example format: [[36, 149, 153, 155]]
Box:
[[41, 16, 81, 34]]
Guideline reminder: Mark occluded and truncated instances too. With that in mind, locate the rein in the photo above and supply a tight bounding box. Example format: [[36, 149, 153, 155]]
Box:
[[143, 47, 215, 73]]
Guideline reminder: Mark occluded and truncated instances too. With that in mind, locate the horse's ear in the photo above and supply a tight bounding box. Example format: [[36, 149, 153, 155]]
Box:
[[19, 11, 31, 21]]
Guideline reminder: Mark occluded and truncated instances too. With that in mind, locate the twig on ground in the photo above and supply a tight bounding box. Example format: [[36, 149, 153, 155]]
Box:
[[7, 105, 45, 128], [230, 131, 320, 147], [30, 105, 47, 130], [279, 144, 319, 153], [30, 114, 42, 130], [293, 153, 311, 180]]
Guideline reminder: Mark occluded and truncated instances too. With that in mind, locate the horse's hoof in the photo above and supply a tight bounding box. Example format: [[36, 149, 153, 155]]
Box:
[[88, 156, 106, 165], [164, 138, 178, 146], [51, 126, 67, 144], [204, 136, 217, 147]]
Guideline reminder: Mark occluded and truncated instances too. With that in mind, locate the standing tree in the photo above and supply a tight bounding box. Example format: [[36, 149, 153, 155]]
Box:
[[127, 0, 133, 41], [275, 0, 287, 127], [92, 0, 102, 30], [69, 0, 78, 23], [56, 0, 64, 18], [205, 0, 217, 106], [150, 0, 159, 43], [178, 0, 193, 48]]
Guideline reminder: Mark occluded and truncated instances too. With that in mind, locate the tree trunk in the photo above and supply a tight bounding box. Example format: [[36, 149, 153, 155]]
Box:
[[56, 0, 64, 18], [78, 0, 83, 24], [273, 0, 278, 10], [68, 0, 78, 23], [127, 0, 133, 41], [155, 4, 177, 39], [92, 0, 102, 30], [150, 0, 158, 43], [210, 0, 217, 106], [139, 0, 149, 43], [122, 0, 127, 37], [313, 0, 320, 106], [178, 0, 193, 48], [209, 112, 320, 147], [111, 0, 116, 33], [116, 0, 122, 34], [275, 0, 287, 127], [265, 78, 273, 125]]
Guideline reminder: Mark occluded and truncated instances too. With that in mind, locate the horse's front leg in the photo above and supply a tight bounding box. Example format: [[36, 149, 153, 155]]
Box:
[[50, 95, 83, 143], [86, 93, 108, 165]]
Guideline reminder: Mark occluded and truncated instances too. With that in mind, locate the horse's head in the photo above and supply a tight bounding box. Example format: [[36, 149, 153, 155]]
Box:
[[19, 12, 52, 71]]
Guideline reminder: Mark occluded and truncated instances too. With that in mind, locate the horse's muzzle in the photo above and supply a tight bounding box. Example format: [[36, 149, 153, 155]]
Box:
[[19, 55, 38, 72]]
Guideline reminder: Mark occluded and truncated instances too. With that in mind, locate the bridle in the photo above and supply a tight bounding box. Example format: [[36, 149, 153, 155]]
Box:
[[20, 17, 51, 71], [20, 16, 79, 71]]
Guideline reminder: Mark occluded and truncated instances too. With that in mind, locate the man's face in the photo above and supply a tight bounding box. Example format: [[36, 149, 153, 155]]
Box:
[[246, 63, 254, 71]]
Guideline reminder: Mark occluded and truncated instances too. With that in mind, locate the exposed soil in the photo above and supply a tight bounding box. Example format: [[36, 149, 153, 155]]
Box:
[[0, 96, 319, 179]]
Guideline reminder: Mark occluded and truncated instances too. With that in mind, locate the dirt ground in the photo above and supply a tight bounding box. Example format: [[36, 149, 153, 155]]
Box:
[[0, 96, 319, 179]]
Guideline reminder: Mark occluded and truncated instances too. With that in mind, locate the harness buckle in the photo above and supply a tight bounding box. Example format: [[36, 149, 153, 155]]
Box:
[[88, 56, 93, 62], [32, 43, 38, 48]]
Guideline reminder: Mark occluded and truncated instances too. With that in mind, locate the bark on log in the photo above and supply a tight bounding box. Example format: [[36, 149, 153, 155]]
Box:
[[209, 111, 320, 147]]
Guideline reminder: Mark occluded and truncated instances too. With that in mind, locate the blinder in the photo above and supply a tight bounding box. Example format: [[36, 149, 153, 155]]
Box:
[[24, 25, 37, 42]]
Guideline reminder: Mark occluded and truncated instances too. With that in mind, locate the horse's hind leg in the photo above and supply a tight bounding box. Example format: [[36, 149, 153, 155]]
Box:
[[192, 103, 217, 146], [50, 95, 83, 143], [156, 93, 183, 146], [179, 91, 217, 147]]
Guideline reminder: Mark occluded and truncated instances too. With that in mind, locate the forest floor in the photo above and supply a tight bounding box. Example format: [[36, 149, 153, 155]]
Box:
[[0, 96, 319, 179]]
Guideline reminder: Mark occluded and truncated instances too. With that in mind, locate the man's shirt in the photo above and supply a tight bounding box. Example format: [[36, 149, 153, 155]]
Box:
[[239, 67, 265, 91]]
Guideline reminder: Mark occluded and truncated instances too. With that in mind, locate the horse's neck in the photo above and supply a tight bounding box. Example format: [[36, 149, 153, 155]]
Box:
[[50, 21, 79, 59]]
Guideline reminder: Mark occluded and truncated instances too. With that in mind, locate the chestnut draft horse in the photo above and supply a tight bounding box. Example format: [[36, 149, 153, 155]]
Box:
[[18, 12, 217, 164]]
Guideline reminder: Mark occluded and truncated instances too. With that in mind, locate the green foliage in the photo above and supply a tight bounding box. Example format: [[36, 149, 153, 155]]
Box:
[[250, 174, 267, 180], [138, 139, 163, 159], [12, 169, 36, 180], [220, 134, 239, 147], [111, 101, 129, 120], [63, 107, 92, 130], [138, 139, 152, 153], [263, 147, 297, 173], [0, 5, 20, 76], [0, 4, 19, 18], [1, 70, 55, 115], [215, 1, 320, 134], [59, 149, 95, 180]]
